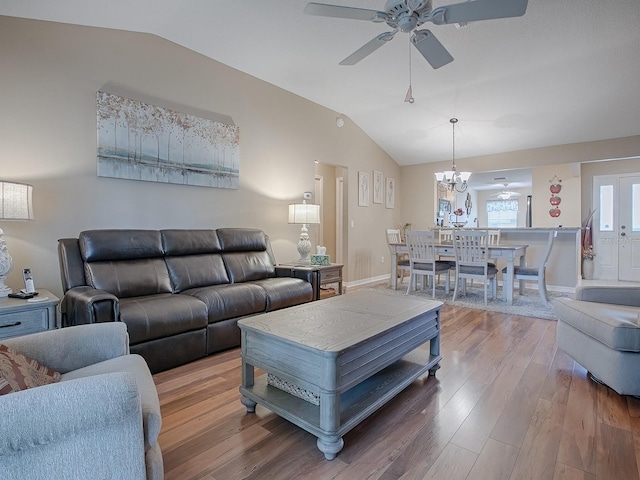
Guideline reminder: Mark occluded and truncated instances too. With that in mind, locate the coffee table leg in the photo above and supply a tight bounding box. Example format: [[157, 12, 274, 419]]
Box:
[[318, 389, 344, 460], [241, 359, 257, 413], [317, 436, 344, 460], [241, 396, 256, 413]]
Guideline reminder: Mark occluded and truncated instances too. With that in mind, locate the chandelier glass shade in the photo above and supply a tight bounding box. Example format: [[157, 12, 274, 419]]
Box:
[[435, 118, 471, 193]]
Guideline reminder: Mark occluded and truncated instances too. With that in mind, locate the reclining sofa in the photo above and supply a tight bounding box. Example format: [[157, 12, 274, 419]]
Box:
[[58, 228, 314, 373]]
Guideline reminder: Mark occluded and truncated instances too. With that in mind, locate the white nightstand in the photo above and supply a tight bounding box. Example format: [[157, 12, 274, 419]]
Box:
[[0, 289, 59, 340]]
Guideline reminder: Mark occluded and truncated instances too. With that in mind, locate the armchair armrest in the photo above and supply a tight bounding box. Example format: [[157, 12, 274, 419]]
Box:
[[60, 286, 120, 327], [3, 323, 129, 373], [1, 372, 146, 479], [575, 285, 640, 307]]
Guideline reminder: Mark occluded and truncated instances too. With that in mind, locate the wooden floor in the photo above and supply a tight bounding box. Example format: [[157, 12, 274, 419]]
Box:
[[154, 301, 640, 480]]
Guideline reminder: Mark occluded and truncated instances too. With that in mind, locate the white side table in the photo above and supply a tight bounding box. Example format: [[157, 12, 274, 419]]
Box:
[[0, 289, 59, 340]]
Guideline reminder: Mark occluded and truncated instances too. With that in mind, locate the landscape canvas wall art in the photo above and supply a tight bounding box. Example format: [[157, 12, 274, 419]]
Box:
[[97, 92, 239, 189]]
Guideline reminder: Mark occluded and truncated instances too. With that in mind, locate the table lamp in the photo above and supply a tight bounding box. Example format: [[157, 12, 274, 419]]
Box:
[[0, 181, 34, 296], [288, 199, 320, 266]]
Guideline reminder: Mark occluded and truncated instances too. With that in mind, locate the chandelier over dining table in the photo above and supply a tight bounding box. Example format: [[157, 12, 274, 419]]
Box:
[[435, 118, 471, 193]]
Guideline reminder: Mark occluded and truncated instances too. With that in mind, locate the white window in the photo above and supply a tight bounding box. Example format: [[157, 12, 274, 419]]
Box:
[[486, 200, 518, 228]]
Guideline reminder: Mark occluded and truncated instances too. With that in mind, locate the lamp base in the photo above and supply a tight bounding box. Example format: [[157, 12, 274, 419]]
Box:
[[296, 224, 312, 266], [0, 230, 13, 297]]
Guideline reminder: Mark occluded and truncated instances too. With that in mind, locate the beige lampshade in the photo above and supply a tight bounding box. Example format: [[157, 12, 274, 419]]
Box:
[[288, 202, 320, 225], [0, 181, 34, 220]]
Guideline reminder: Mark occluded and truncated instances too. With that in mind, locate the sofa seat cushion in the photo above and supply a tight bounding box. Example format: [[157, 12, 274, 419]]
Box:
[[250, 278, 313, 311], [62, 353, 161, 452], [184, 284, 267, 323], [120, 293, 208, 345], [554, 298, 640, 352]]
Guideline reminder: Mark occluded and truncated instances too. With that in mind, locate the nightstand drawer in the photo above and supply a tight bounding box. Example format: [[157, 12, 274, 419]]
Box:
[[321, 269, 342, 282], [0, 309, 51, 340]]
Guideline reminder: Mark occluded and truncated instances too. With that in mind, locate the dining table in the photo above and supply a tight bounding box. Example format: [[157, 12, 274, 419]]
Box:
[[389, 242, 529, 305]]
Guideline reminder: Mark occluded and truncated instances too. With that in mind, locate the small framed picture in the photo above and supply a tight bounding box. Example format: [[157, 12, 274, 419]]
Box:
[[385, 178, 395, 209], [373, 170, 383, 204], [358, 171, 369, 207]]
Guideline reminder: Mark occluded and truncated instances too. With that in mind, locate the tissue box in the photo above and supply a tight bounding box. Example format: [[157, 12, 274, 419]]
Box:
[[310, 254, 330, 266]]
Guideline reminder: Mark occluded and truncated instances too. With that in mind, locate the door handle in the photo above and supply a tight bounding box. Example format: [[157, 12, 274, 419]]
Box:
[[621, 232, 626, 236]]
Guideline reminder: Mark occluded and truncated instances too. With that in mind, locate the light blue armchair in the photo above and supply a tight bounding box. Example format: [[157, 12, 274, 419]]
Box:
[[0, 323, 163, 479], [554, 284, 640, 396]]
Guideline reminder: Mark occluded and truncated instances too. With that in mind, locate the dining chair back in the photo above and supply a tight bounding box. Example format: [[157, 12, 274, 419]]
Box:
[[502, 230, 557, 303], [483, 229, 501, 267], [405, 230, 452, 298], [453, 230, 498, 305], [386, 228, 409, 287], [439, 229, 454, 243]]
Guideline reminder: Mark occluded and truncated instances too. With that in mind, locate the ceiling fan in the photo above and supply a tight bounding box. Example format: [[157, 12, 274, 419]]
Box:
[[304, 0, 528, 69], [490, 184, 522, 200]]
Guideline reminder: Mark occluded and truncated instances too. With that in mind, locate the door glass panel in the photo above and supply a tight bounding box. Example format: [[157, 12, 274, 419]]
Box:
[[599, 185, 613, 231], [633, 183, 640, 231]]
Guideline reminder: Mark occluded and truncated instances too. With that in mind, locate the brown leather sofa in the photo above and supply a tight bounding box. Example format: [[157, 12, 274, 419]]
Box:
[[58, 228, 314, 373]]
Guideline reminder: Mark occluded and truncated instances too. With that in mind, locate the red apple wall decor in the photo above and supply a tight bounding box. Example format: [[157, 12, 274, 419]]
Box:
[[549, 175, 562, 217]]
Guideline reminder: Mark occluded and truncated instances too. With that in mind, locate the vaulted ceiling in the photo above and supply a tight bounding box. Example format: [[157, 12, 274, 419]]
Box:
[[2, 0, 639, 167]]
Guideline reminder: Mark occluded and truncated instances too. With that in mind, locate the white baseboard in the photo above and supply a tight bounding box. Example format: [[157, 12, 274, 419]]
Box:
[[344, 274, 576, 295], [343, 274, 390, 292]]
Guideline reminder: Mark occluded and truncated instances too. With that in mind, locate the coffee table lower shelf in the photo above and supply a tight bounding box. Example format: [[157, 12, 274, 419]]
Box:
[[240, 349, 440, 458]]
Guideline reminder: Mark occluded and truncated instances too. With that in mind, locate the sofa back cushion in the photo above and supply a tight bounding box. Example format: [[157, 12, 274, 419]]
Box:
[[165, 255, 230, 292], [161, 229, 221, 256], [79, 230, 164, 262], [79, 230, 172, 298], [222, 251, 275, 283], [161, 229, 229, 292], [216, 228, 276, 283], [85, 259, 172, 298]]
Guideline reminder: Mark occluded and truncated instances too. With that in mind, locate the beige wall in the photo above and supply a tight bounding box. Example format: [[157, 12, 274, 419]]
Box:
[[3, 16, 639, 296], [402, 137, 640, 229], [0, 16, 402, 295]]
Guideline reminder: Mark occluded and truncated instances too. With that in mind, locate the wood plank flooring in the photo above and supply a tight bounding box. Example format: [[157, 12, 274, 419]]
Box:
[[154, 301, 640, 480]]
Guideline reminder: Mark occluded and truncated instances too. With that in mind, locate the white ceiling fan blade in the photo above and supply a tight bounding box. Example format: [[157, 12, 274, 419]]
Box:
[[411, 29, 453, 69], [431, 0, 528, 25], [304, 3, 385, 22], [339, 31, 396, 66]]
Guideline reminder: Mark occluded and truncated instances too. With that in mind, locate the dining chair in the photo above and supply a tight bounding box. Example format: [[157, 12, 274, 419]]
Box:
[[453, 230, 498, 305], [502, 230, 557, 303], [386, 228, 410, 286], [405, 230, 452, 298], [484, 229, 501, 267], [439, 229, 454, 243]]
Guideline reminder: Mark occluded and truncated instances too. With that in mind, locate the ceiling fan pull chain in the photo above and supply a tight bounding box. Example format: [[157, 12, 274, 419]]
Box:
[[405, 39, 415, 103]]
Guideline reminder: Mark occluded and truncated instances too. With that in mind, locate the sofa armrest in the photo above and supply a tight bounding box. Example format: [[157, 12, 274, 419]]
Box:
[[3, 323, 130, 373], [275, 265, 314, 283], [275, 265, 318, 300], [575, 285, 640, 307], [60, 286, 120, 327], [0, 372, 147, 479]]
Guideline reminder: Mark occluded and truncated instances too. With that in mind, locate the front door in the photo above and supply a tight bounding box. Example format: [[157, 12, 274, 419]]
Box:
[[593, 174, 640, 281]]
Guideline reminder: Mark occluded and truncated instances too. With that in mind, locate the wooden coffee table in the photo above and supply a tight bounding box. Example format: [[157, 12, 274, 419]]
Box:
[[238, 290, 442, 460]]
